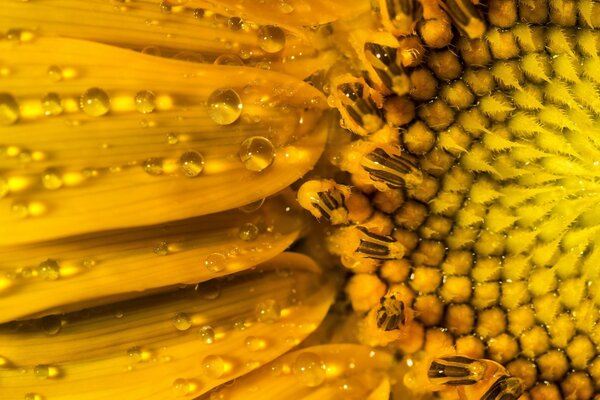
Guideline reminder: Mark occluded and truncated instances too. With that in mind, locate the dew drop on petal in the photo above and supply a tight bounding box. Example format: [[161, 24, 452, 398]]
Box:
[[198, 325, 215, 344], [179, 150, 205, 177], [38, 259, 60, 281], [0, 93, 19, 125], [80, 88, 110, 117], [239, 222, 259, 241], [201, 355, 225, 379], [47, 65, 62, 82], [172, 312, 192, 331], [41, 93, 63, 116], [204, 253, 226, 273], [41, 168, 63, 190], [292, 352, 326, 387], [134, 90, 156, 114], [34, 364, 60, 379], [256, 25, 285, 53], [207, 88, 242, 125], [24, 393, 44, 400], [40, 315, 62, 335], [154, 241, 169, 256], [239, 136, 275, 172], [245, 336, 267, 351], [143, 158, 164, 176], [227, 17, 243, 31], [255, 299, 281, 323], [214, 54, 244, 66]]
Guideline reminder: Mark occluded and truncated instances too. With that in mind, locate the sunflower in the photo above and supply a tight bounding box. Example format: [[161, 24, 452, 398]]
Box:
[[1, 0, 599, 399]]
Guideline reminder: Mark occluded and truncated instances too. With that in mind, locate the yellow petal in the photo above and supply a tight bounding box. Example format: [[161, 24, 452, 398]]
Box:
[[0, 196, 304, 322], [0, 253, 335, 400], [201, 344, 393, 399], [0, 37, 327, 245]]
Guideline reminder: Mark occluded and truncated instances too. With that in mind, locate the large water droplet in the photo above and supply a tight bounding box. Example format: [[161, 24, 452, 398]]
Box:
[[24, 393, 44, 400], [239, 222, 259, 241], [127, 346, 153, 362], [41, 168, 63, 190], [239, 136, 275, 172], [47, 65, 63, 82], [40, 315, 62, 335], [0, 93, 19, 125], [172, 378, 198, 396], [204, 253, 226, 273], [38, 259, 60, 281], [80, 88, 110, 117], [227, 17, 243, 31], [198, 325, 215, 344], [257, 26, 285, 53], [143, 158, 164, 176], [154, 241, 169, 256], [214, 54, 244, 66], [292, 352, 326, 387], [245, 336, 267, 351], [179, 151, 205, 177], [34, 364, 61, 379], [134, 90, 156, 114], [207, 88, 242, 125], [41, 93, 63, 116], [255, 299, 281, 323], [173, 312, 192, 331], [201, 355, 225, 379]]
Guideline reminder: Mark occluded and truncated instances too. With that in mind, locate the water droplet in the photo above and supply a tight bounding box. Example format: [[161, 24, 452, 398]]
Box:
[[134, 90, 156, 114], [172, 378, 198, 396], [143, 157, 164, 176], [81, 258, 97, 268], [24, 393, 44, 400], [173, 312, 192, 331], [255, 299, 281, 323], [41, 92, 63, 116], [166, 132, 179, 145], [11, 201, 29, 218], [201, 355, 225, 379], [204, 253, 226, 273], [38, 259, 60, 281], [127, 346, 153, 362], [239, 222, 259, 241], [239, 136, 275, 172], [193, 8, 205, 18], [160, 0, 172, 13], [245, 336, 267, 351], [238, 198, 265, 213], [228, 17, 243, 31], [0, 93, 19, 125], [34, 364, 61, 379], [179, 150, 205, 177], [40, 315, 62, 335], [234, 319, 248, 331], [80, 88, 110, 117], [0, 176, 9, 198], [207, 88, 242, 125], [256, 26, 285, 53], [41, 168, 63, 190], [47, 65, 63, 82], [154, 241, 169, 256], [214, 54, 244, 66], [140, 45, 161, 56], [293, 352, 326, 387], [198, 325, 215, 344]]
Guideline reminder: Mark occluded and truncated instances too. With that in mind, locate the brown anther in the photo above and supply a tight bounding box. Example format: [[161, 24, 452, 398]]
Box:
[[419, 18, 454, 48], [488, 0, 518, 27], [385, 95, 415, 126], [409, 68, 438, 101], [458, 37, 492, 66], [403, 120, 436, 155], [427, 50, 463, 80], [417, 99, 455, 131], [519, 0, 548, 24], [463, 68, 496, 95]]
